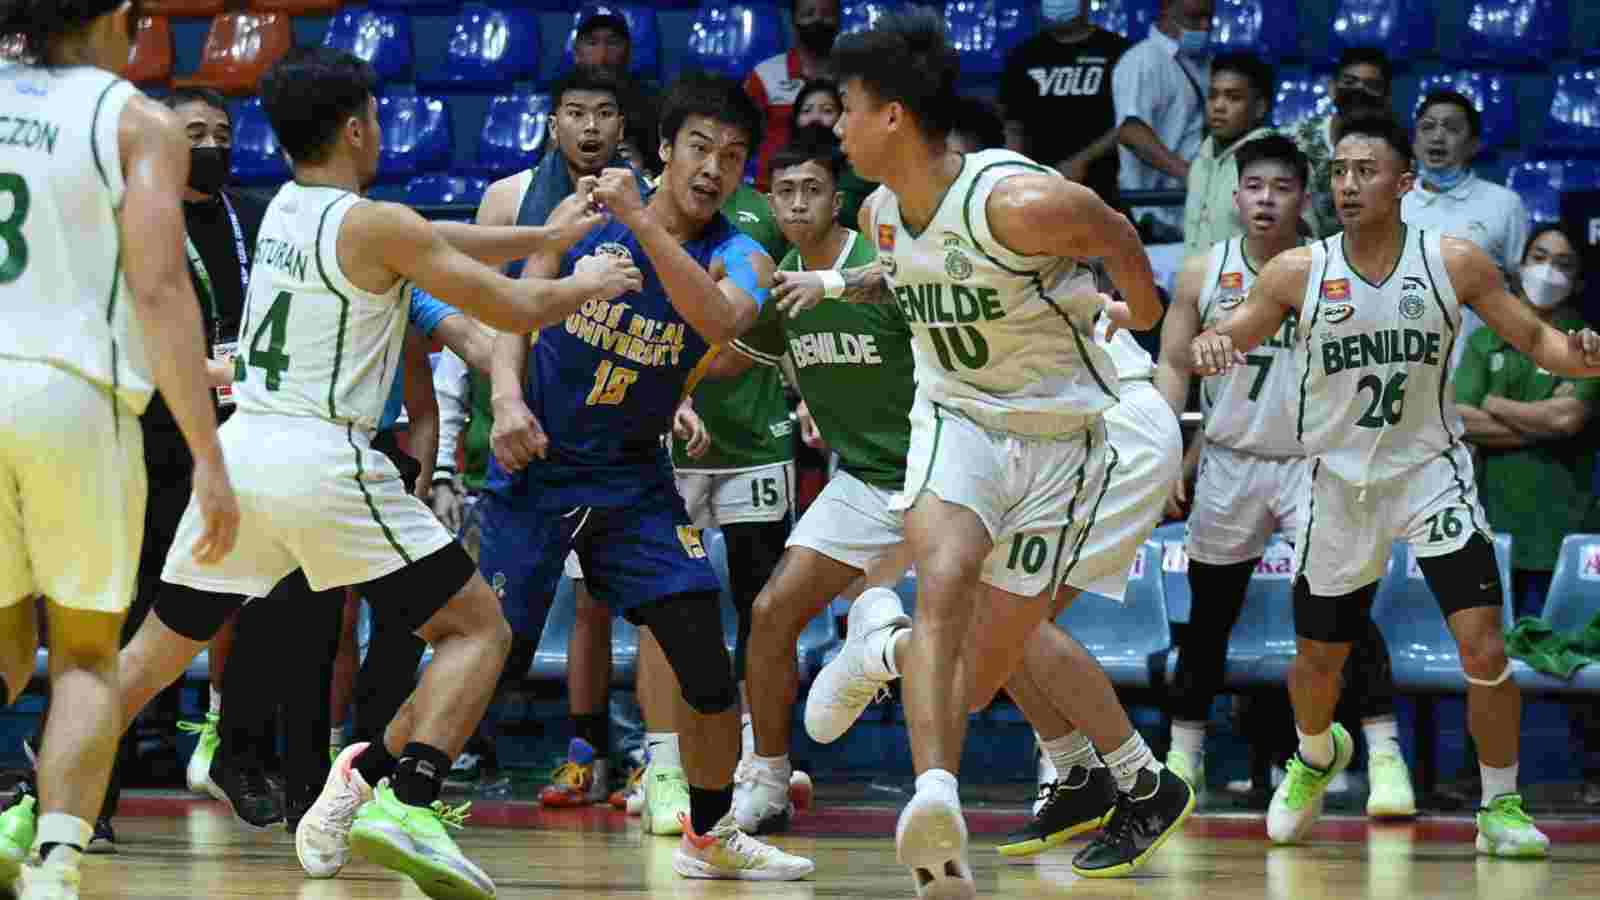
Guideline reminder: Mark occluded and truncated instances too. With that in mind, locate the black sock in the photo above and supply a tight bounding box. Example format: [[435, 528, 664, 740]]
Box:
[[353, 741, 399, 787], [38, 842, 83, 861], [688, 784, 733, 836], [573, 713, 609, 755], [392, 742, 452, 808]]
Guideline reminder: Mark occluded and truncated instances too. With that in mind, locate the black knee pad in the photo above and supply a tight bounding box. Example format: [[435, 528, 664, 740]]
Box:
[[630, 590, 738, 714], [722, 520, 790, 681], [1293, 577, 1377, 644], [155, 583, 249, 642], [1415, 532, 1503, 618]]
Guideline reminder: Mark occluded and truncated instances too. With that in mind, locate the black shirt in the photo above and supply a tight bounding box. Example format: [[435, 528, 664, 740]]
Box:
[[142, 188, 266, 475], [999, 27, 1131, 206]]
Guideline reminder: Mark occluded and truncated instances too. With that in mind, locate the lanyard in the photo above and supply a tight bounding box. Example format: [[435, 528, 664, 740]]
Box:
[[184, 192, 249, 348]]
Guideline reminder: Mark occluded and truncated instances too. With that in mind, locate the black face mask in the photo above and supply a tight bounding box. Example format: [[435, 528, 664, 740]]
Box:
[[796, 21, 839, 56], [1333, 87, 1385, 117], [188, 145, 231, 196]]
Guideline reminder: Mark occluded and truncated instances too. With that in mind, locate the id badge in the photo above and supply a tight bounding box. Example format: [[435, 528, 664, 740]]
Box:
[[212, 340, 239, 407]]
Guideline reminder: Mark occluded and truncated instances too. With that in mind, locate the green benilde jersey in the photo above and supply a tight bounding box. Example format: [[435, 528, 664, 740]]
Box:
[[736, 229, 915, 490]]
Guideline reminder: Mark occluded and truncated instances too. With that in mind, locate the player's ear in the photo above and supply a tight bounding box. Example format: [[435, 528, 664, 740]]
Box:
[[658, 135, 673, 168], [1396, 166, 1416, 197], [832, 188, 842, 220]]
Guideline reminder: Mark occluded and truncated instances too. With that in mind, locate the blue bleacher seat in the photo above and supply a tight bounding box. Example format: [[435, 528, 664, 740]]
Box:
[[797, 606, 840, 681], [1509, 534, 1600, 693], [530, 575, 578, 681], [230, 97, 290, 186], [1057, 540, 1171, 688], [1328, 0, 1436, 66], [1456, 0, 1570, 66], [1152, 522, 1191, 626], [472, 92, 552, 176], [944, 0, 1035, 80], [1209, 0, 1299, 62], [1413, 70, 1517, 152], [1543, 66, 1600, 153], [556, 4, 661, 82], [1272, 77, 1332, 129], [420, 4, 541, 89], [1507, 158, 1575, 222], [1087, 0, 1160, 40], [377, 94, 453, 180], [1220, 535, 1297, 688], [322, 7, 415, 82], [841, 0, 902, 35], [1375, 535, 1513, 693], [684, 2, 787, 80], [703, 527, 741, 652], [405, 173, 489, 205]]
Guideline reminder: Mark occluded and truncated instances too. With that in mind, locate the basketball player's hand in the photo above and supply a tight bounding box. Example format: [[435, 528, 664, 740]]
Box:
[[796, 400, 826, 450], [1164, 475, 1188, 519], [491, 399, 549, 471], [1099, 293, 1135, 341], [1190, 330, 1247, 376], [547, 189, 607, 251], [189, 454, 240, 564], [771, 270, 826, 317], [431, 482, 463, 533], [574, 252, 644, 300], [590, 167, 646, 226], [674, 404, 711, 458], [1571, 327, 1600, 370]]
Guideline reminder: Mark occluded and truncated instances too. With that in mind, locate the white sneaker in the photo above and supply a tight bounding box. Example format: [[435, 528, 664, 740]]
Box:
[[733, 759, 794, 835], [896, 788, 975, 900], [675, 814, 814, 880], [296, 741, 375, 878], [18, 860, 78, 900], [1267, 723, 1354, 845], [641, 765, 691, 836], [805, 590, 908, 744], [177, 713, 221, 796], [1366, 748, 1417, 818]]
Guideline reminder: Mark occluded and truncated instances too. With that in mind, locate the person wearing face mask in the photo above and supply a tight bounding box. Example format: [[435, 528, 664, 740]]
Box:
[[1112, 0, 1214, 243], [744, 0, 840, 190], [1402, 91, 1531, 368], [1288, 47, 1395, 239], [1455, 225, 1599, 622]]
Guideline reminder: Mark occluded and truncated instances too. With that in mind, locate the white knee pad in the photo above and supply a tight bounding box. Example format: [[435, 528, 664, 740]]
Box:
[[1464, 662, 1513, 687]]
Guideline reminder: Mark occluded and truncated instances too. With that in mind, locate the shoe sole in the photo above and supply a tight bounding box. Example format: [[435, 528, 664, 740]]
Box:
[[995, 810, 1110, 859], [672, 847, 815, 881], [84, 841, 118, 855], [897, 797, 975, 900], [1475, 834, 1550, 859], [350, 823, 495, 900], [187, 750, 217, 796], [1071, 782, 1197, 879], [1367, 802, 1418, 819]]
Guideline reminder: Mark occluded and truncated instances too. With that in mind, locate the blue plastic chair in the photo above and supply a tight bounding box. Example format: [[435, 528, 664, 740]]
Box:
[[555, 3, 661, 82], [1543, 66, 1600, 154], [797, 606, 841, 681], [230, 97, 290, 186], [1087, 0, 1161, 40], [702, 527, 741, 652], [1413, 70, 1517, 152], [1509, 534, 1600, 693], [944, 0, 1035, 80], [684, 2, 787, 80], [472, 92, 553, 176], [1506, 158, 1574, 222], [419, 5, 540, 89], [1456, 0, 1570, 65], [1220, 535, 1298, 688], [1209, 0, 1299, 62], [377, 94, 453, 180], [1272, 77, 1332, 129], [405, 173, 489, 206], [841, 0, 902, 35], [1328, 0, 1436, 66], [529, 575, 579, 681], [1152, 522, 1191, 626], [1374, 534, 1513, 693], [321, 7, 415, 82], [1056, 540, 1172, 688]]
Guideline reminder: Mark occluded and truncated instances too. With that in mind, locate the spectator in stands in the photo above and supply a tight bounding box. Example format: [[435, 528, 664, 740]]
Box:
[[746, 0, 840, 190], [1182, 53, 1275, 255], [574, 7, 630, 74], [1456, 224, 1599, 621], [999, 0, 1130, 206], [571, 9, 660, 184], [790, 78, 873, 228], [1403, 90, 1532, 365], [1113, 0, 1213, 243], [947, 96, 1006, 154], [1288, 47, 1394, 238]]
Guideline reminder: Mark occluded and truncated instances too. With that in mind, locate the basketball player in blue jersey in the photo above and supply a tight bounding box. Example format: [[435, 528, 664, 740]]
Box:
[[482, 73, 813, 881]]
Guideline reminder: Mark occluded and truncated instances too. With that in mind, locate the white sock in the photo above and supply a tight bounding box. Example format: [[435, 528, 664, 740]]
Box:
[[36, 812, 92, 859], [1297, 726, 1335, 770], [1362, 718, 1401, 757], [1040, 730, 1099, 774], [1171, 720, 1206, 760], [1103, 731, 1161, 794], [208, 686, 223, 717], [915, 768, 959, 801], [645, 732, 681, 770], [331, 723, 347, 748], [740, 714, 755, 760], [752, 752, 791, 780], [1481, 762, 1518, 808]]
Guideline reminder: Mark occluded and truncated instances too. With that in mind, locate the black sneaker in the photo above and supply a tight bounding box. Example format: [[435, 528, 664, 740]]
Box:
[[1072, 766, 1195, 878], [84, 817, 117, 855], [206, 758, 284, 831], [997, 765, 1116, 858], [284, 784, 318, 837]]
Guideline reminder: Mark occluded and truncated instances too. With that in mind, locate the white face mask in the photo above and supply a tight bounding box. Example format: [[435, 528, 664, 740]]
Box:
[[1521, 262, 1574, 309], [1040, 0, 1084, 26]]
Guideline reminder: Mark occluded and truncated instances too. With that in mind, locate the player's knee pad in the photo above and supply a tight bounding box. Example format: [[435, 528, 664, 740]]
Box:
[[634, 590, 738, 715], [1293, 577, 1377, 645], [156, 584, 248, 643], [1414, 532, 1502, 618]]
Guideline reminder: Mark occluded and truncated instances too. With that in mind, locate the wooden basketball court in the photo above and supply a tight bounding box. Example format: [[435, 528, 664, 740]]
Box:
[[60, 797, 1600, 898]]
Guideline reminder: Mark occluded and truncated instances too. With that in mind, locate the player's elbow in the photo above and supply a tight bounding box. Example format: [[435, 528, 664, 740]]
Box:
[[1553, 407, 1587, 438]]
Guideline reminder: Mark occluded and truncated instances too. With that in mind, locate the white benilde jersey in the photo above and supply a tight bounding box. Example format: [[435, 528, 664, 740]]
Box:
[[0, 65, 151, 411], [234, 183, 407, 431], [1197, 236, 1301, 457], [1297, 227, 1465, 485], [866, 149, 1118, 437]]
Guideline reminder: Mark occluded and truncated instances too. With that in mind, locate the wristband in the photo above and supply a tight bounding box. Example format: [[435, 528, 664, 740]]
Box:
[[818, 269, 846, 299]]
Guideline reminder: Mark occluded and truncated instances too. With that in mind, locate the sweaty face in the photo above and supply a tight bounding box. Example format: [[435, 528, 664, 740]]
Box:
[[574, 26, 629, 73], [1207, 71, 1260, 143], [1329, 134, 1412, 229], [795, 91, 841, 130], [1234, 159, 1304, 240], [771, 159, 837, 249], [1414, 102, 1478, 172], [554, 89, 624, 176], [660, 114, 750, 220]]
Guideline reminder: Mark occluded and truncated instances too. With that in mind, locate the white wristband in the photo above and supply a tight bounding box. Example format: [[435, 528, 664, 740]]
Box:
[[818, 269, 846, 299]]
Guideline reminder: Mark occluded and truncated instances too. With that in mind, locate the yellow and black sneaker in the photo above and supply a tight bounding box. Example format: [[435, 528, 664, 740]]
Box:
[[997, 765, 1116, 858]]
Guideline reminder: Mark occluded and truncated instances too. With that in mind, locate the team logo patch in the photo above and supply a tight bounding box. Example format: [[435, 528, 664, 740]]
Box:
[[877, 224, 896, 252], [944, 249, 973, 281], [1322, 302, 1355, 324], [595, 241, 634, 263], [880, 255, 898, 277], [1400, 293, 1426, 320], [1218, 271, 1244, 291], [1321, 278, 1350, 300], [1218, 293, 1245, 310], [490, 572, 507, 599]]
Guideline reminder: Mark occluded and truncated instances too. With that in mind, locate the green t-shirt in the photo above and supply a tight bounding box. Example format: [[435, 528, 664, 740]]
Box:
[[737, 229, 914, 490], [462, 368, 494, 492], [670, 184, 795, 471], [1455, 312, 1600, 571]]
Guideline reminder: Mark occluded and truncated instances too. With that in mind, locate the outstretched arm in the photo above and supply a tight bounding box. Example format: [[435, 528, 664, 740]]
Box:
[[1191, 247, 1308, 375], [1449, 237, 1600, 378], [429, 191, 604, 267], [1155, 253, 1208, 415]]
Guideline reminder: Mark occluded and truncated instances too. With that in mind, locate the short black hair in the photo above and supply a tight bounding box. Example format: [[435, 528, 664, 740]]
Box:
[[950, 96, 1005, 151], [1333, 113, 1415, 170], [1211, 52, 1275, 109], [769, 124, 843, 185], [830, 9, 960, 140], [1523, 223, 1583, 271], [790, 77, 842, 131], [1336, 47, 1393, 92], [0, 0, 129, 63], [259, 47, 377, 166], [165, 87, 231, 126], [550, 64, 625, 109], [1416, 89, 1482, 140], [1235, 134, 1310, 187], [658, 70, 764, 154]]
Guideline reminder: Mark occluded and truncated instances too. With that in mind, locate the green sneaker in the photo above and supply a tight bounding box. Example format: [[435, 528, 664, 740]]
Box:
[[0, 781, 38, 890], [1476, 793, 1550, 858], [1266, 722, 1353, 844], [349, 780, 495, 900], [179, 712, 221, 795], [641, 765, 691, 837]]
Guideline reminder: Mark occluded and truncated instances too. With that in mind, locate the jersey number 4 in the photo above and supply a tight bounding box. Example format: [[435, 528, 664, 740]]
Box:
[[0, 172, 32, 285], [240, 291, 293, 391]]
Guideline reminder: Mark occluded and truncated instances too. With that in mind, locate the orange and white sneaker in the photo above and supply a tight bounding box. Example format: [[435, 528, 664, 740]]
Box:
[[296, 742, 375, 879], [610, 766, 644, 813], [673, 813, 814, 881], [539, 738, 599, 808]]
